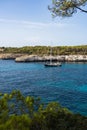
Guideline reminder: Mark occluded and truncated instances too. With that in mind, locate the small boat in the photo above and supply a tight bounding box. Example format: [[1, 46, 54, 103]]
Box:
[[44, 62, 62, 67], [44, 47, 62, 67]]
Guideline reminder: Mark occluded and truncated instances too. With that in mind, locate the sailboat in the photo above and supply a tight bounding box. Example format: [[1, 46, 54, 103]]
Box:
[[44, 47, 62, 67]]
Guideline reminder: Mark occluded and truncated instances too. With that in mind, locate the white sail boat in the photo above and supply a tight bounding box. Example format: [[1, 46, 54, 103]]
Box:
[[44, 47, 62, 67]]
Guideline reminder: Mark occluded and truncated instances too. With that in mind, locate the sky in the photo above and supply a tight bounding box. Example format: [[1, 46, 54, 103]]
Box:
[[0, 0, 87, 47]]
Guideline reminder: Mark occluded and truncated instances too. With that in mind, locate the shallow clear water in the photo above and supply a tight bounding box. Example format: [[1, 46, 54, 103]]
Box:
[[0, 60, 87, 116]]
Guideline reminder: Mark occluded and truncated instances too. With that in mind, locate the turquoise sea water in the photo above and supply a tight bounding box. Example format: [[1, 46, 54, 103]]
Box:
[[0, 60, 87, 116]]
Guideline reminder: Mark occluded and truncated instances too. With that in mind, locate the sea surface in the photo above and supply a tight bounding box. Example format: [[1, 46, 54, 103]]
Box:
[[0, 60, 87, 116]]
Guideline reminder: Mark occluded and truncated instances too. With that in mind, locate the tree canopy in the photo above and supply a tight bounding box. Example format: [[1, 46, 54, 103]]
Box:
[[49, 0, 87, 17], [0, 90, 87, 130], [1, 45, 87, 55]]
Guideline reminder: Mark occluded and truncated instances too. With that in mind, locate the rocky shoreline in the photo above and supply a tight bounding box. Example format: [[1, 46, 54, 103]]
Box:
[[0, 53, 87, 62]]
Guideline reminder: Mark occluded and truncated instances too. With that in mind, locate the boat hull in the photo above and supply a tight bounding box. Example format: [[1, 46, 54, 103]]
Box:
[[44, 63, 62, 67]]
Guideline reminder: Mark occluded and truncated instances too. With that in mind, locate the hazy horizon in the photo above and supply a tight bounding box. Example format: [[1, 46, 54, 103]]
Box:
[[0, 44, 87, 48]]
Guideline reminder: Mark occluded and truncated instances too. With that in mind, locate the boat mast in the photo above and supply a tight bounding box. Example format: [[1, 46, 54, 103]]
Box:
[[50, 47, 52, 64]]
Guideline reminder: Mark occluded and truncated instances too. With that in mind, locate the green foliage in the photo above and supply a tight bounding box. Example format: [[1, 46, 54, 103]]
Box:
[[49, 0, 87, 17], [1, 45, 87, 55], [0, 90, 87, 130]]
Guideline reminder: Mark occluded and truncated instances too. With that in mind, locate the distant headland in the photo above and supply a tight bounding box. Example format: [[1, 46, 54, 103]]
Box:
[[0, 45, 87, 62]]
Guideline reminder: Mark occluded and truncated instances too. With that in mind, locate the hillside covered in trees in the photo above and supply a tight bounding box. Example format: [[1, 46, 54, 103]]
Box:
[[0, 45, 87, 55]]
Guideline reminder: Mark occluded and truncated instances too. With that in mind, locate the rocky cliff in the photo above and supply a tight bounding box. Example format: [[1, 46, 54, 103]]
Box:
[[15, 55, 87, 62], [0, 53, 23, 60], [0, 53, 87, 62]]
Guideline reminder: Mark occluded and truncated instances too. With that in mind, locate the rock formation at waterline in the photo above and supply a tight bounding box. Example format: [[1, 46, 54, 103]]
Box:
[[0, 53, 23, 60], [15, 55, 87, 62], [0, 53, 87, 62]]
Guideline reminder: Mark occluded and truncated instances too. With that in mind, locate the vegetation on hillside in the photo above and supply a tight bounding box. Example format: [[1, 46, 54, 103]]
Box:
[[0, 90, 87, 130], [0, 45, 87, 55]]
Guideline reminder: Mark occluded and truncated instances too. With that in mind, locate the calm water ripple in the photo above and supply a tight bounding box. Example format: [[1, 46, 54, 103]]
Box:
[[0, 60, 87, 116]]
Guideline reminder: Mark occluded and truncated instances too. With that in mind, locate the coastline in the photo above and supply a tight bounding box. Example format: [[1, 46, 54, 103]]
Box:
[[0, 53, 87, 62]]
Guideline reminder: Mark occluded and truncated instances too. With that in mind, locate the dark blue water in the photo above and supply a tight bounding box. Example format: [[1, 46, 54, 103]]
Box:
[[0, 60, 87, 116]]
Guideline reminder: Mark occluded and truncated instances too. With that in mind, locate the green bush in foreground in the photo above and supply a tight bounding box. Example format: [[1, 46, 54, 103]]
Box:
[[0, 90, 87, 130]]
